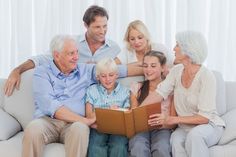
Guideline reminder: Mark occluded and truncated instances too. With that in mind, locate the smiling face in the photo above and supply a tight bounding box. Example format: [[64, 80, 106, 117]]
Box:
[[142, 56, 163, 81], [97, 70, 118, 92], [85, 16, 108, 43], [128, 29, 148, 53], [53, 39, 79, 74]]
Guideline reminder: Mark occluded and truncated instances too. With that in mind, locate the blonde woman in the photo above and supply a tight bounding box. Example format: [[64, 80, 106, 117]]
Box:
[[115, 20, 173, 87]]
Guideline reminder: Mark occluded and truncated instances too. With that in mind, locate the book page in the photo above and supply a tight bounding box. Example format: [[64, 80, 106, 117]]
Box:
[[112, 108, 129, 112]]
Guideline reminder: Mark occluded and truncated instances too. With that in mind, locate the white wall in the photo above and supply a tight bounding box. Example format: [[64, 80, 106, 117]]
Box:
[[0, 0, 236, 81]]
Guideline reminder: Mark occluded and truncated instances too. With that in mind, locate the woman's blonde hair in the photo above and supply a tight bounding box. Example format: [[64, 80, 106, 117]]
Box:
[[124, 20, 152, 51]]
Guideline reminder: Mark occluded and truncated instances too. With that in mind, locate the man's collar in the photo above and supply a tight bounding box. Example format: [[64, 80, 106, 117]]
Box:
[[78, 33, 111, 47], [50, 61, 79, 79]]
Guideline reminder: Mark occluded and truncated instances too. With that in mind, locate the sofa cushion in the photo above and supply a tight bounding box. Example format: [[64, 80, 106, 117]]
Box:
[[213, 71, 226, 116], [0, 132, 23, 157], [0, 132, 65, 157], [0, 108, 21, 140], [4, 69, 34, 129], [218, 108, 236, 145]]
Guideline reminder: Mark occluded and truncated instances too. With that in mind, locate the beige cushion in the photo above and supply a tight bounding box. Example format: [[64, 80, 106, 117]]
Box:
[[4, 69, 34, 129]]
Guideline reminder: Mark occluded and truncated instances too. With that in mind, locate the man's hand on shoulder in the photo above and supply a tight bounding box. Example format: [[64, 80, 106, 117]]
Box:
[[4, 68, 21, 96], [4, 59, 35, 96]]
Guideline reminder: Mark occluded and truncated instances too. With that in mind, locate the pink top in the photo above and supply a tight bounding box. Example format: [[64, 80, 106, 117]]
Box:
[[130, 81, 171, 115]]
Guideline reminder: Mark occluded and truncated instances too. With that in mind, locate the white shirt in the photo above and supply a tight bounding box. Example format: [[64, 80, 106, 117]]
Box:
[[157, 64, 225, 131]]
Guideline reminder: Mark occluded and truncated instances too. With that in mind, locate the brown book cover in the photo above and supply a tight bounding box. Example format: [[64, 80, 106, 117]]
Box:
[[95, 103, 161, 138]]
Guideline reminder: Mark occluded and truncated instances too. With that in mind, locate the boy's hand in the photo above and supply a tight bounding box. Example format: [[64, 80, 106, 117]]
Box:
[[110, 104, 119, 109], [85, 116, 96, 126], [90, 123, 97, 129]]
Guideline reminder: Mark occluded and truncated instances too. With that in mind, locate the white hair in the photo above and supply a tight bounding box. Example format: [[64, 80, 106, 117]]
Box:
[[50, 35, 76, 54], [176, 31, 208, 64], [96, 58, 118, 77]]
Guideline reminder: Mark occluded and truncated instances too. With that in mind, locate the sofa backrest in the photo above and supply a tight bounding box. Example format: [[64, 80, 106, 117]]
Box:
[[225, 81, 236, 111], [213, 71, 227, 116], [1, 69, 234, 129], [3, 69, 34, 129], [0, 79, 6, 108]]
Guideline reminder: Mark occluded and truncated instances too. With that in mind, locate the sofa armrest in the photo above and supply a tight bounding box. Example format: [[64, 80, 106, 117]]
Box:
[[0, 108, 21, 140], [218, 108, 236, 145]]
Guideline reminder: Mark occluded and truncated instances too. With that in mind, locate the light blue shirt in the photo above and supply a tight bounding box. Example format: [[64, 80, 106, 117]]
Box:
[[31, 34, 121, 66], [33, 61, 127, 119], [77, 34, 120, 63], [85, 83, 130, 109]]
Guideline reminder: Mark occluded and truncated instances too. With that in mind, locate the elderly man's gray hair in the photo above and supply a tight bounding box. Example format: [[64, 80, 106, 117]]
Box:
[[50, 35, 76, 54], [176, 31, 208, 64]]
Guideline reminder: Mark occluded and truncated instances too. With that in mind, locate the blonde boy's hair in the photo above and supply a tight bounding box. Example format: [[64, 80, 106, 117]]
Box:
[[96, 58, 118, 77]]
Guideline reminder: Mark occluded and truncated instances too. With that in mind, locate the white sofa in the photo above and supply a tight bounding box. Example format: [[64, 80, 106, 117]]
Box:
[[0, 69, 236, 157]]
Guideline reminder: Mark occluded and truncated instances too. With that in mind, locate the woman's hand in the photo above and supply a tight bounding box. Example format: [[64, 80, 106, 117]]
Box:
[[148, 113, 177, 126], [148, 113, 164, 126]]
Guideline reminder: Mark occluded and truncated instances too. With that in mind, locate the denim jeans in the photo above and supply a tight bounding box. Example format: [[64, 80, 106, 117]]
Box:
[[129, 129, 172, 157], [88, 129, 128, 157]]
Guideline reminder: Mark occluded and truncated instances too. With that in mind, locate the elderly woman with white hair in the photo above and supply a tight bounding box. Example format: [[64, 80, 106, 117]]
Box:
[[141, 31, 225, 157]]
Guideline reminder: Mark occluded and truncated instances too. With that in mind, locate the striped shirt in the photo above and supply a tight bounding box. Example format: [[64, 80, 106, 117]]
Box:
[[85, 82, 130, 109]]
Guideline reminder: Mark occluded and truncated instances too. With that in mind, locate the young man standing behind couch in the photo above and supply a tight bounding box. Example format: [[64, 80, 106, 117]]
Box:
[[22, 35, 98, 157], [4, 5, 120, 97]]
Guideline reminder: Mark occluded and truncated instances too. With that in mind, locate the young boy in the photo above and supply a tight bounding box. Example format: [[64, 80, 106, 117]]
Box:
[[85, 58, 131, 157]]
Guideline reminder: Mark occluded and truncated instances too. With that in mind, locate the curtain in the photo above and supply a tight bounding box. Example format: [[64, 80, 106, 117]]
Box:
[[0, 0, 235, 81]]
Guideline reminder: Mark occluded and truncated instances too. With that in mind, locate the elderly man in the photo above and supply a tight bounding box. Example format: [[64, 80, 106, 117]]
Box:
[[23, 34, 138, 157], [5, 5, 120, 96], [22, 35, 95, 157]]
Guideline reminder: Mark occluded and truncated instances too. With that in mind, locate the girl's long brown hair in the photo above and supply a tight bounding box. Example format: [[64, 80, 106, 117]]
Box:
[[137, 50, 167, 104]]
